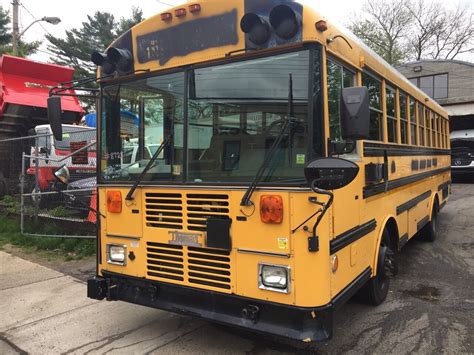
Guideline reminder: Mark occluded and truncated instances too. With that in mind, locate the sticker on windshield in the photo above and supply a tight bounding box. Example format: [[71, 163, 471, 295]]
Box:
[[62, 133, 70, 139], [296, 154, 305, 165], [173, 165, 182, 175]]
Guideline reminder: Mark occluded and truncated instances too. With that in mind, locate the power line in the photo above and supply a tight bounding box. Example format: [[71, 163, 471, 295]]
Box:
[[157, 1, 174, 8], [19, 2, 54, 38]]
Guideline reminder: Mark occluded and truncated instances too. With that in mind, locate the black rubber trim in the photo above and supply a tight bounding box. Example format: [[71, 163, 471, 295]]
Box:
[[417, 216, 430, 231], [438, 180, 451, 192], [364, 142, 450, 157], [330, 220, 377, 254], [363, 167, 450, 199], [96, 270, 334, 342], [399, 234, 408, 250], [439, 201, 446, 210], [396, 190, 431, 215], [331, 267, 372, 310]]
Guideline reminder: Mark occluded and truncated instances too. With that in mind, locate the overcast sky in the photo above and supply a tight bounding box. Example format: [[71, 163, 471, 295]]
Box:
[[1, 0, 472, 63]]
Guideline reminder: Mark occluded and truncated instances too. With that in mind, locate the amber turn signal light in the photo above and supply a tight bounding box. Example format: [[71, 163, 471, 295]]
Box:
[[260, 195, 283, 224], [107, 191, 122, 213]]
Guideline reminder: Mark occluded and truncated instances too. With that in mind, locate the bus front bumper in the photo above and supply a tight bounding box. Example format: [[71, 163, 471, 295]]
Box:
[[88, 272, 334, 343]]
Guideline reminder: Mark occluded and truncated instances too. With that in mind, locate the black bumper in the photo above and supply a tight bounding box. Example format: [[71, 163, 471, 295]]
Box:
[[451, 167, 474, 175], [88, 272, 334, 343]]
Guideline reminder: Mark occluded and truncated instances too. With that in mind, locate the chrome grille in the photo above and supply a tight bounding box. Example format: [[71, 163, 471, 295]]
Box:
[[146, 242, 232, 290]]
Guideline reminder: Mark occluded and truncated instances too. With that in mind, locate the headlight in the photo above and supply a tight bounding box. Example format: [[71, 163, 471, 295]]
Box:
[[107, 244, 127, 265], [259, 264, 290, 293]]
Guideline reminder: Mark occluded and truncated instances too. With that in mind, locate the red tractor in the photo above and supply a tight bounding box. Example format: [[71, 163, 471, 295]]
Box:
[[0, 55, 84, 197]]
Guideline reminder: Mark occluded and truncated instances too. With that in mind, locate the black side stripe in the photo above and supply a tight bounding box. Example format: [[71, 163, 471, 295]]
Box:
[[438, 180, 451, 191], [396, 190, 431, 215], [439, 201, 446, 210], [330, 219, 377, 254], [417, 216, 430, 231], [364, 142, 450, 157], [364, 167, 450, 199], [399, 234, 408, 250], [331, 267, 372, 310]]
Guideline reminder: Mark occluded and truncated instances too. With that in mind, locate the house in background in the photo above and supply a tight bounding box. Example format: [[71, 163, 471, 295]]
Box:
[[397, 59, 474, 131], [397, 60, 474, 179]]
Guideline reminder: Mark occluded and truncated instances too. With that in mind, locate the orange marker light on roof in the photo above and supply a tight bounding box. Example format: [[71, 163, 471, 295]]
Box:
[[315, 20, 328, 32], [175, 8, 186, 17], [260, 195, 283, 224], [189, 4, 201, 13], [107, 191, 122, 213], [161, 12, 172, 21]]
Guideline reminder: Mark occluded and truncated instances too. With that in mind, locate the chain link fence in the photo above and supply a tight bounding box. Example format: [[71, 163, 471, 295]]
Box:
[[0, 127, 97, 239]]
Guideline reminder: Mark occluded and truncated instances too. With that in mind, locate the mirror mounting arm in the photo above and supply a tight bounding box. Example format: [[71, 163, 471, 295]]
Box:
[[310, 182, 334, 238]]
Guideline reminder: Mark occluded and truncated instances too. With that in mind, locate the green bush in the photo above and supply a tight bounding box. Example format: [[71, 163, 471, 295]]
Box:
[[0, 213, 95, 260]]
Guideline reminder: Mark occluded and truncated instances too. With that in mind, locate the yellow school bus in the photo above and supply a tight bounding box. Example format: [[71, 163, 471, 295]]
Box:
[[61, 0, 450, 343]]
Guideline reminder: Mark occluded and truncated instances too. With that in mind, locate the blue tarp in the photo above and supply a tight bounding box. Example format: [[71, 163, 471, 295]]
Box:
[[84, 110, 139, 128]]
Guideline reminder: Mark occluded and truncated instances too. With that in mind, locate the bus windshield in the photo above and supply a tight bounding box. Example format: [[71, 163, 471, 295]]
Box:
[[100, 50, 312, 183]]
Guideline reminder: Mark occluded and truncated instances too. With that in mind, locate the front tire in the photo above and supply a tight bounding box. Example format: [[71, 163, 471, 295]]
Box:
[[357, 229, 394, 305]]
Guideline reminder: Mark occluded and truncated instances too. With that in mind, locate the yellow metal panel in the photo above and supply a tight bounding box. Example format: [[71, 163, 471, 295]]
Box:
[[131, 0, 245, 73]]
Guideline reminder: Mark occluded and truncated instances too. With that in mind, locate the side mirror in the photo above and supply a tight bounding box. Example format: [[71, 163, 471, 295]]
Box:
[[54, 165, 70, 185], [47, 96, 63, 141], [340, 86, 370, 140], [304, 158, 359, 190]]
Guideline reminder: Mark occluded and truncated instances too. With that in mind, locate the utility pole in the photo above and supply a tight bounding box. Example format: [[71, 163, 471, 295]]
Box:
[[12, 0, 19, 56]]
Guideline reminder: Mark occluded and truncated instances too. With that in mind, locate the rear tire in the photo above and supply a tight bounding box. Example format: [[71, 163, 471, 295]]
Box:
[[357, 229, 393, 305], [423, 201, 438, 242]]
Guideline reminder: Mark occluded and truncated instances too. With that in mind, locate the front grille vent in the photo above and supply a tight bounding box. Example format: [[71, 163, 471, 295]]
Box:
[[145, 193, 229, 231], [146, 242, 231, 290], [186, 194, 229, 231], [145, 193, 183, 230]]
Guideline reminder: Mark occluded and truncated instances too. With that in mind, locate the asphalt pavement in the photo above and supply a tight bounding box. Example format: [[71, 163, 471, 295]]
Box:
[[1, 184, 473, 354]]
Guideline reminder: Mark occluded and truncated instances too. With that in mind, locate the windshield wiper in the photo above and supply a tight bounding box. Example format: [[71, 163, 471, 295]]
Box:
[[240, 74, 295, 207], [125, 134, 172, 201]]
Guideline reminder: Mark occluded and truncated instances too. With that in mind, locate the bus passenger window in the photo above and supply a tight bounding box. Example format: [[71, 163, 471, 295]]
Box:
[[386, 85, 397, 143], [409, 98, 417, 145], [327, 59, 355, 140], [399, 92, 408, 144], [362, 72, 383, 141], [418, 103, 425, 146], [426, 109, 431, 147]]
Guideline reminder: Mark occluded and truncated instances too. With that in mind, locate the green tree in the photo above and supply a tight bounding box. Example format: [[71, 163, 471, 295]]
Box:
[[46, 7, 144, 80], [0, 5, 40, 57], [349, 0, 412, 66], [350, 0, 474, 64]]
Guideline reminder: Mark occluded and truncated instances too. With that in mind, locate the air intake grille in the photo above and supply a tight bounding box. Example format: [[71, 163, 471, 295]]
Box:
[[145, 193, 183, 230], [186, 194, 229, 231], [146, 242, 232, 290], [144, 193, 229, 231]]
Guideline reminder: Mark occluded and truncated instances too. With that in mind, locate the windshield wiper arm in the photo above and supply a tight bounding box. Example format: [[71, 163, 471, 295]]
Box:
[[240, 74, 295, 207], [125, 134, 172, 201]]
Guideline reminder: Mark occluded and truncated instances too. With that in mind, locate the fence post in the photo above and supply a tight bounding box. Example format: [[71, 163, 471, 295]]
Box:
[[21, 151, 25, 234]]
